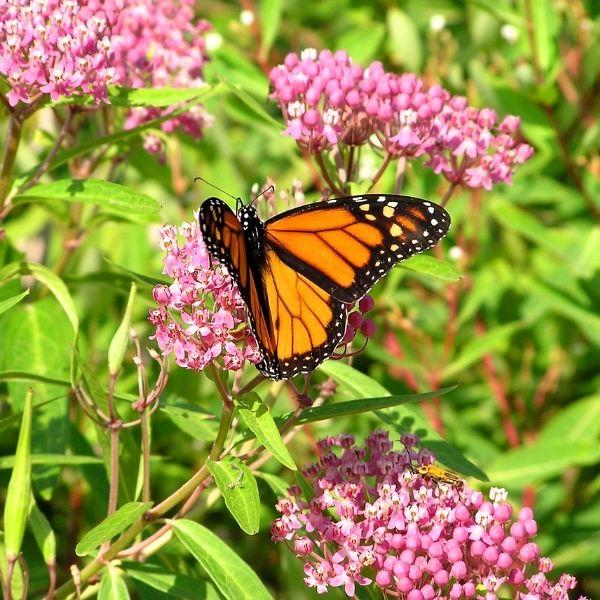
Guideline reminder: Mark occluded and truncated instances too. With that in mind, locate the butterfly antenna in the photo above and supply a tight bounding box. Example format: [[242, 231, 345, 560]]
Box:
[[193, 176, 240, 202], [250, 185, 275, 207]]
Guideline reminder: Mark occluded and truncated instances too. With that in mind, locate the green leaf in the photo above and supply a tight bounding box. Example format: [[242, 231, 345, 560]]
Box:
[[319, 361, 388, 397], [259, 0, 282, 58], [386, 8, 422, 72], [255, 472, 290, 497], [98, 565, 131, 600], [0, 454, 102, 469], [0, 261, 78, 333], [528, 0, 557, 74], [125, 562, 210, 599], [13, 179, 161, 219], [207, 457, 260, 535], [224, 82, 282, 129], [75, 501, 152, 556], [236, 392, 296, 470], [28, 496, 56, 566], [335, 24, 385, 64], [0, 289, 29, 315], [108, 85, 210, 107], [3, 389, 33, 559], [401, 255, 461, 282], [442, 322, 523, 379], [538, 395, 600, 445], [160, 402, 217, 441], [108, 283, 137, 375], [280, 389, 456, 425], [486, 440, 600, 487], [294, 472, 314, 501], [171, 520, 274, 600]]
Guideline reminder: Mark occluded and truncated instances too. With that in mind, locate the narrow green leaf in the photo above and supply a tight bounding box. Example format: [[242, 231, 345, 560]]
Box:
[[0, 261, 78, 332], [224, 81, 282, 129], [0, 454, 102, 469], [236, 392, 296, 470], [28, 497, 56, 566], [98, 565, 131, 600], [171, 520, 274, 600], [259, 0, 282, 58], [386, 8, 422, 72], [538, 395, 600, 445], [486, 440, 600, 486], [4, 389, 33, 558], [125, 562, 209, 599], [108, 283, 137, 375], [107, 85, 210, 107], [294, 472, 314, 501], [528, 0, 556, 74], [13, 180, 161, 219], [442, 322, 522, 379], [335, 25, 385, 64], [256, 472, 290, 497], [160, 403, 218, 442], [0, 289, 29, 315], [75, 501, 152, 556], [207, 457, 260, 535], [319, 361, 388, 397], [401, 255, 461, 282]]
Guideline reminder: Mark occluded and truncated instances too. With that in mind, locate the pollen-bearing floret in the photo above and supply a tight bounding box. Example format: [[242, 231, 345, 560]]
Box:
[[148, 216, 261, 374], [272, 430, 578, 599]]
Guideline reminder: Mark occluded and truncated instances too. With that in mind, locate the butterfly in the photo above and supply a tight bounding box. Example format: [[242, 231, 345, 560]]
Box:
[[198, 193, 450, 380]]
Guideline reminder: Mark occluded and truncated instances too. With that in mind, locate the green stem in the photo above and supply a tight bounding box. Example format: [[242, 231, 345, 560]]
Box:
[[140, 410, 151, 502], [0, 113, 22, 205], [52, 365, 236, 599], [314, 152, 344, 196]]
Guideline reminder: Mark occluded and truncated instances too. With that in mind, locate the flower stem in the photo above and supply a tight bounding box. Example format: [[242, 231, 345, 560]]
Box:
[[441, 180, 459, 207], [315, 152, 344, 196], [369, 153, 392, 191], [0, 113, 22, 206]]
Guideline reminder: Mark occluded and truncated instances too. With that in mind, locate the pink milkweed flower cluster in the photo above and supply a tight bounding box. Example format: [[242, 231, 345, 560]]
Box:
[[111, 0, 213, 153], [272, 431, 578, 599], [269, 49, 534, 190], [0, 0, 119, 106], [148, 216, 261, 374]]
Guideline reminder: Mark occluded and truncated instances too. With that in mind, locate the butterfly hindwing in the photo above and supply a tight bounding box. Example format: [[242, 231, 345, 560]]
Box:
[[264, 194, 450, 303]]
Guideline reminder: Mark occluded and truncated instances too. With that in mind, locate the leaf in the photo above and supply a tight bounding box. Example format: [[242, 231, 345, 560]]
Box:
[[335, 24, 386, 64], [108, 283, 137, 375], [386, 8, 422, 72], [224, 81, 282, 129], [319, 361, 388, 397], [13, 179, 160, 219], [107, 85, 210, 107], [401, 255, 461, 282], [125, 562, 209, 599], [171, 520, 274, 600], [259, 0, 282, 58], [98, 565, 131, 600], [207, 457, 260, 535], [75, 501, 152, 556], [255, 472, 290, 497], [528, 0, 557, 74], [486, 440, 600, 487], [538, 395, 600, 445], [160, 402, 217, 442], [3, 389, 33, 558], [236, 392, 296, 470], [28, 497, 56, 566], [0, 454, 102, 469], [0, 261, 78, 333], [0, 289, 29, 315], [279, 389, 456, 426], [571, 227, 600, 279], [442, 322, 523, 379]]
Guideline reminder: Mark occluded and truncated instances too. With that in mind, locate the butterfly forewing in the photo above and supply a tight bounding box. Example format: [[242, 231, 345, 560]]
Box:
[[264, 194, 451, 303]]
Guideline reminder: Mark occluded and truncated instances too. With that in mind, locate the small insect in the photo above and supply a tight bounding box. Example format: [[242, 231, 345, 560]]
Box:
[[411, 464, 463, 487], [197, 179, 451, 381], [227, 464, 245, 490]]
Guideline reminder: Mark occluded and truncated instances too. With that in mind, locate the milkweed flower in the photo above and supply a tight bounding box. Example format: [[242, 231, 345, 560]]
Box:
[[269, 49, 533, 190], [148, 216, 261, 373], [272, 431, 577, 599], [0, 0, 118, 106], [111, 0, 213, 152]]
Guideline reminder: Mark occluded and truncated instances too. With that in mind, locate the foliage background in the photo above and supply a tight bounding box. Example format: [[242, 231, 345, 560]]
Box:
[[0, 0, 599, 598]]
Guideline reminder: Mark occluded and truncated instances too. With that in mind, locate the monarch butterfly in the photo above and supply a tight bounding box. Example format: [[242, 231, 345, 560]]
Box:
[[198, 192, 450, 380]]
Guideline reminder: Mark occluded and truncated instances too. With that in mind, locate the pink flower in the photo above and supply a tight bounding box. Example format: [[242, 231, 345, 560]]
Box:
[[273, 431, 577, 598], [0, 0, 118, 105], [148, 214, 259, 374]]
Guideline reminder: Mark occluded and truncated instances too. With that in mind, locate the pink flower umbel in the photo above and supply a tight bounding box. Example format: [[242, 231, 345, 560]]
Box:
[[149, 216, 260, 374], [111, 0, 213, 151], [272, 431, 577, 598], [0, 0, 118, 106]]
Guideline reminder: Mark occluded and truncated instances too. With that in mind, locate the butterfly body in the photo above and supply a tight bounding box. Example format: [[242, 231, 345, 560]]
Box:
[[199, 194, 450, 380]]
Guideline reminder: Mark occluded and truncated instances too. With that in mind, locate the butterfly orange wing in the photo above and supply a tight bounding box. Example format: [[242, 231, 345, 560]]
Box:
[[265, 194, 450, 303]]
